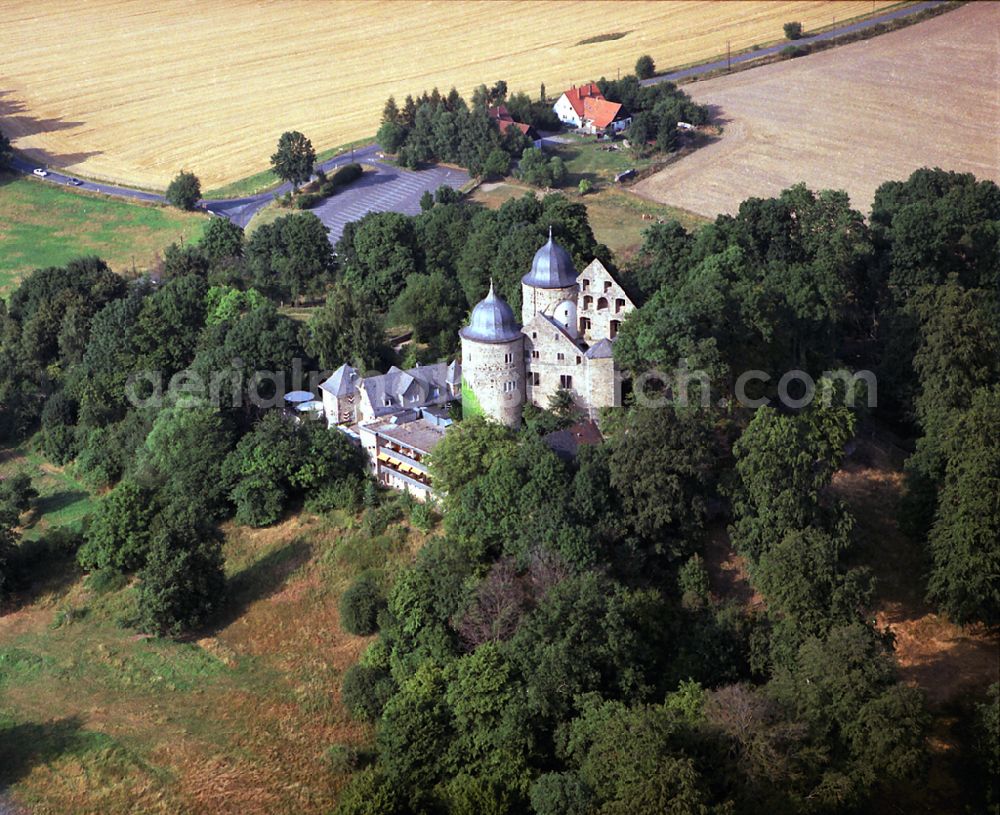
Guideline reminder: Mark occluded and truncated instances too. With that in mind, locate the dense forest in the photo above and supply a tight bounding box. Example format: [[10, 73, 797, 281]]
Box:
[[0, 168, 997, 813]]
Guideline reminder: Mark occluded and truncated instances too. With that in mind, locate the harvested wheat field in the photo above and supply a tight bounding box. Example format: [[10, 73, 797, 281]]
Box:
[[634, 2, 1000, 217], [0, 0, 893, 189]]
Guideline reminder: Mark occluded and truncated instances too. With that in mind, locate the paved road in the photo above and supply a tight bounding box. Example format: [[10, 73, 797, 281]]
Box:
[[643, 0, 945, 85], [10, 154, 165, 204], [202, 144, 384, 227], [7, 0, 942, 237], [11, 144, 467, 242]]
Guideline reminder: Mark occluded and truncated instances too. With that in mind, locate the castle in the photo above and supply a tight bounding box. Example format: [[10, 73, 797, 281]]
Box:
[[460, 228, 634, 427], [318, 231, 633, 497]]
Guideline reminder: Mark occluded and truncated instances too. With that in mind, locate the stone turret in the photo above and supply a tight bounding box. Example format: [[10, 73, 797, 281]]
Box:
[[459, 282, 525, 428], [521, 227, 580, 337]]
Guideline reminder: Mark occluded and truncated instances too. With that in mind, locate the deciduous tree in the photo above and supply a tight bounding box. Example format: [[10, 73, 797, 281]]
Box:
[[270, 130, 316, 190], [165, 170, 201, 210], [635, 54, 656, 79], [302, 284, 390, 371]]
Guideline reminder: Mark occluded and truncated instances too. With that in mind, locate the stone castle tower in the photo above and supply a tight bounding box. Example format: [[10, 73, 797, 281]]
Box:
[[459, 281, 525, 428], [521, 227, 580, 336], [461, 230, 635, 427]]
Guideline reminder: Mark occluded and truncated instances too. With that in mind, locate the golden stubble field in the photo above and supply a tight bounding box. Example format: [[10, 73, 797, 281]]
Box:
[[633, 2, 1000, 217], [0, 0, 894, 189]]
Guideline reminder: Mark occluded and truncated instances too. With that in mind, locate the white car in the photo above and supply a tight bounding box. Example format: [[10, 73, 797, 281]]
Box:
[[33, 168, 49, 178]]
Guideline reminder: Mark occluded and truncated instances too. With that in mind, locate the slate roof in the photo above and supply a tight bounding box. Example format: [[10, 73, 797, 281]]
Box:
[[360, 362, 453, 418], [320, 363, 359, 396], [460, 282, 522, 343], [535, 313, 584, 350], [584, 338, 615, 359], [522, 228, 578, 289]]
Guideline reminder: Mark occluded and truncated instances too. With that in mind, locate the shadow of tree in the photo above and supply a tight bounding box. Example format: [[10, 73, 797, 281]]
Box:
[[703, 103, 733, 128], [0, 715, 87, 787], [4, 537, 81, 614], [203, 538, 313, 635], [0, 89, 102, 168], [28, 490, 88, 523]]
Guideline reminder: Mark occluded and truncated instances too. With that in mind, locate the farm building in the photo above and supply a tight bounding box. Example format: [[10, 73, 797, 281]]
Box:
[[553, 83, 632, 134], [488, 105, 543, 148]]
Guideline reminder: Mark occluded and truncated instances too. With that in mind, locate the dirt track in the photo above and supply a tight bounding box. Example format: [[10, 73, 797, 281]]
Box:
[[634, 3, 1000, 217]]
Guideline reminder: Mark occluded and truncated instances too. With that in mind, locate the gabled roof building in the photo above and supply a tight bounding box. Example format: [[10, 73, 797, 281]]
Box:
[[319, 361, 460, 501], [487, 105, 542, 147], [553, 83, 632, 134], [319, 232, 635, 498]]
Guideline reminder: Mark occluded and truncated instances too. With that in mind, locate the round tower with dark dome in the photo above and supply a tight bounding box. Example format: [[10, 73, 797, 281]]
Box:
[[459, 281, 525, 428], [521, 227, 580, 338]]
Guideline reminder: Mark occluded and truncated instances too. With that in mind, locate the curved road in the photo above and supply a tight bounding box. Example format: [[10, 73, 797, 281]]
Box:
[[10, 144, 386, 227], [7, 0, 946, 232]]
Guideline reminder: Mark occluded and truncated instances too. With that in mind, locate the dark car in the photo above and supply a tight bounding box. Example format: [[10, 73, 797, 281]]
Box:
[[68, 178, 84, 186]]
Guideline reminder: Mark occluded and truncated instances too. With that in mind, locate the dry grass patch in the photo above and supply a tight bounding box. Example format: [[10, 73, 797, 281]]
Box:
[[470, 181, 707, 258], [633, 3, 1000, 217], [832, 437, 999, 708], [0, 502, 430, 814], [0, 1, 892, 189]]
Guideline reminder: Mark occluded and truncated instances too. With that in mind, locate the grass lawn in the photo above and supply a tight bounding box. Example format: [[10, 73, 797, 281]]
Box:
[[0, 478, 430, 814], [470, 181, 708, 259], [0, 445, 99, 541], [583, 188, 709, 257], [549, 135, 653, 188], [0, 174, 207, 297], [279, 305, 320, 323], [244, 199, 287, 238]]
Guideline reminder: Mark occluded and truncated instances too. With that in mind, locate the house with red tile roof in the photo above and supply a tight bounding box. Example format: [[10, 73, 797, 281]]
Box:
[[553, 83, 631, 134], [488, 105, 542, 147], [552, 82, 632, 133]]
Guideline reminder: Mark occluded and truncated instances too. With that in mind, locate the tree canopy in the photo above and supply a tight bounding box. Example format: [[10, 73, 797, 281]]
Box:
[[270, 130, 316, 190]]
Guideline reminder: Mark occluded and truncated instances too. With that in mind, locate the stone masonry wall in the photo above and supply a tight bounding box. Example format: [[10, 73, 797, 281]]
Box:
[[461, 335, 525, 428], [577, 259, 634, 343]]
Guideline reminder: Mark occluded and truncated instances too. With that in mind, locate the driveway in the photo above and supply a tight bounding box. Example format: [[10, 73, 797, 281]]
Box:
[[201, 145, 385, 227]]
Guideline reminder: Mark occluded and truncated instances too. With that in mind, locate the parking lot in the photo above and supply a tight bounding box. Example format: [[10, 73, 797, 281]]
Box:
[[311, 160, 469, 244]]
